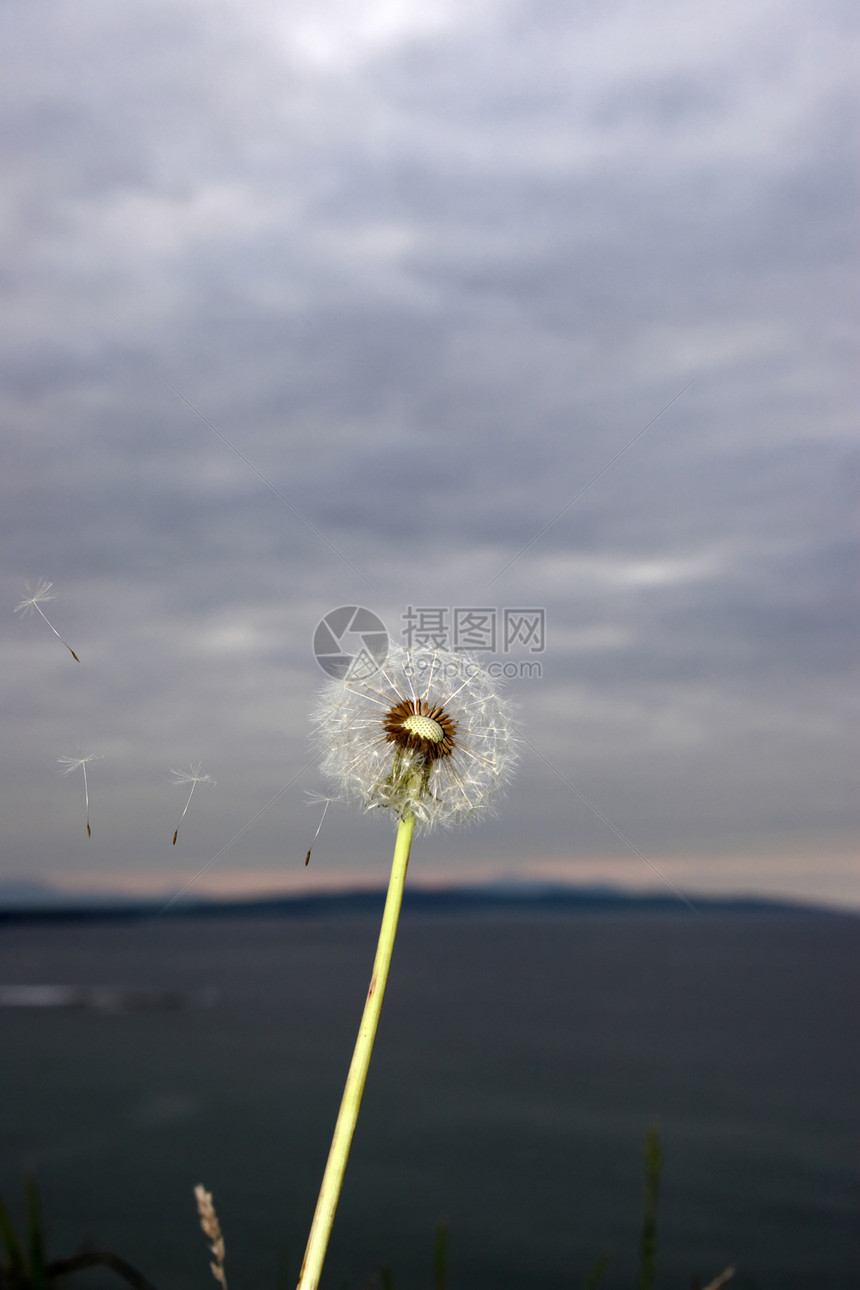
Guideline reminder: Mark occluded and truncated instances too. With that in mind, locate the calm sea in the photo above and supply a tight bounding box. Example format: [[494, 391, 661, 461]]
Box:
[[0, 906, 857, 1290]]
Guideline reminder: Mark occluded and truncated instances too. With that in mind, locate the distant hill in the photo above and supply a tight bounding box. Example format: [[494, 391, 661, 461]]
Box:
[[0, 879, 66, 906], [0, 877, 172, 911], [0, 877, 847, 925]]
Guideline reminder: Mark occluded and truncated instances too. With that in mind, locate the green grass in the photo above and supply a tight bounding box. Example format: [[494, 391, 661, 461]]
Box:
[[1, 1128, 736, 1290]]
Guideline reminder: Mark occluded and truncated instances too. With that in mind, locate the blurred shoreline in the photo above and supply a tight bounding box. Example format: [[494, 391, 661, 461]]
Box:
[[1, 880, 850, 927]]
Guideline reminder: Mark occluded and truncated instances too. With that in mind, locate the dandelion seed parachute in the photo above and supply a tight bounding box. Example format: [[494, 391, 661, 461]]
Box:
[[15, 579, 80, 661], [57, 753, 101, 837], [14, 578, 57, 614], [312, 644, 517, 830], [170, 764, 214, 845]]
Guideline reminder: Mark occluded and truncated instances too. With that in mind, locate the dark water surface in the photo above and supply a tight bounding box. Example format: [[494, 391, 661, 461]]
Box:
[[0, 908, 857, 1289]]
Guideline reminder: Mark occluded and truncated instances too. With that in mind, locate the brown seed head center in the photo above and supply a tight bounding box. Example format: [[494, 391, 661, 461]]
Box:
[[383, 697, 457, 761]]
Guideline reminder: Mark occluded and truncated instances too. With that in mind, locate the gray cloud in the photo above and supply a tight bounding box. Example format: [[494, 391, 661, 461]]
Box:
[[2, 0, 857, 906]]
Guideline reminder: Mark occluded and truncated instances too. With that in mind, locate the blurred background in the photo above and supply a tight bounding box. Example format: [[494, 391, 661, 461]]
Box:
[[2, 5, 859, 1287], [2, 0, 857, 909]]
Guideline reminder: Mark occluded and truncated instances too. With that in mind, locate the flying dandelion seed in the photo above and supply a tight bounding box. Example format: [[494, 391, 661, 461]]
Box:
[[303, 794, 335, 865], [171, 764, 215, 845], [15, 579, 80, 661], [57, 754, 101, 838]]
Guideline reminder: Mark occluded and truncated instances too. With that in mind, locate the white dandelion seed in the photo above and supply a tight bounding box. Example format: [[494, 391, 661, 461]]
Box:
[[311, 644, 518, 831], [170, 763, 215, 845], [15, 579, 80, 661], [303, 793, 335, 866], [57, 753, 101, 838]]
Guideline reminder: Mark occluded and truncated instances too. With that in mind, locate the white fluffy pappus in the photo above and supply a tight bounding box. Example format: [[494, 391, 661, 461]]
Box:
[[311, 644, 518, 830]]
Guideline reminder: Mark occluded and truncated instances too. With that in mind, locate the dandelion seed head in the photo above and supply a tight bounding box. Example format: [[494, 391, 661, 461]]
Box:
[[311, 644, 518, 831]]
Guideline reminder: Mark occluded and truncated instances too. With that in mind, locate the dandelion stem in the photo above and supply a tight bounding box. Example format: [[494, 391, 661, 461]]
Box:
[[297, 811, 416, 1290]]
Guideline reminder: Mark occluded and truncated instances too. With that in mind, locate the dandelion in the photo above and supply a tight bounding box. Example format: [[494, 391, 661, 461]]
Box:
[[298, 645, 517, 1290], [194, 1184, 228, 1290], [57, 753, 101, 838], [15, 579, 79, 661], [312, 643, 517, 830], [170, 763, 215, 845]]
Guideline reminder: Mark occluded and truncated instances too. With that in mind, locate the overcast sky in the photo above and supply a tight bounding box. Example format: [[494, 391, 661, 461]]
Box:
[[2, 0, 857, 909]]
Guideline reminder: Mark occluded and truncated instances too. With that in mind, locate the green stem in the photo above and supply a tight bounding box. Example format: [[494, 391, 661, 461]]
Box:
[[297, 812, 416, 1290]]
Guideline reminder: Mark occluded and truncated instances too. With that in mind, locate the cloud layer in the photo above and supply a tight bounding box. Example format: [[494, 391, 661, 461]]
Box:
[[2, 0, 857, 906]]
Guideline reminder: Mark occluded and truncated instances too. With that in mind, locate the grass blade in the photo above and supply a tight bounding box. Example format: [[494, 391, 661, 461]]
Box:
[[432, 1220, 448, 1290], [0, 1187, 27, 1282], [637, 1123, 662, 1290], [583, 1252, 611, 1288], [26, 1178, 48, 1290]]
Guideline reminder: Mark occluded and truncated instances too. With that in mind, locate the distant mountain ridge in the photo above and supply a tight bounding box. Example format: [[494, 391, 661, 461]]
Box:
[[0, 876, 847, 923]]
